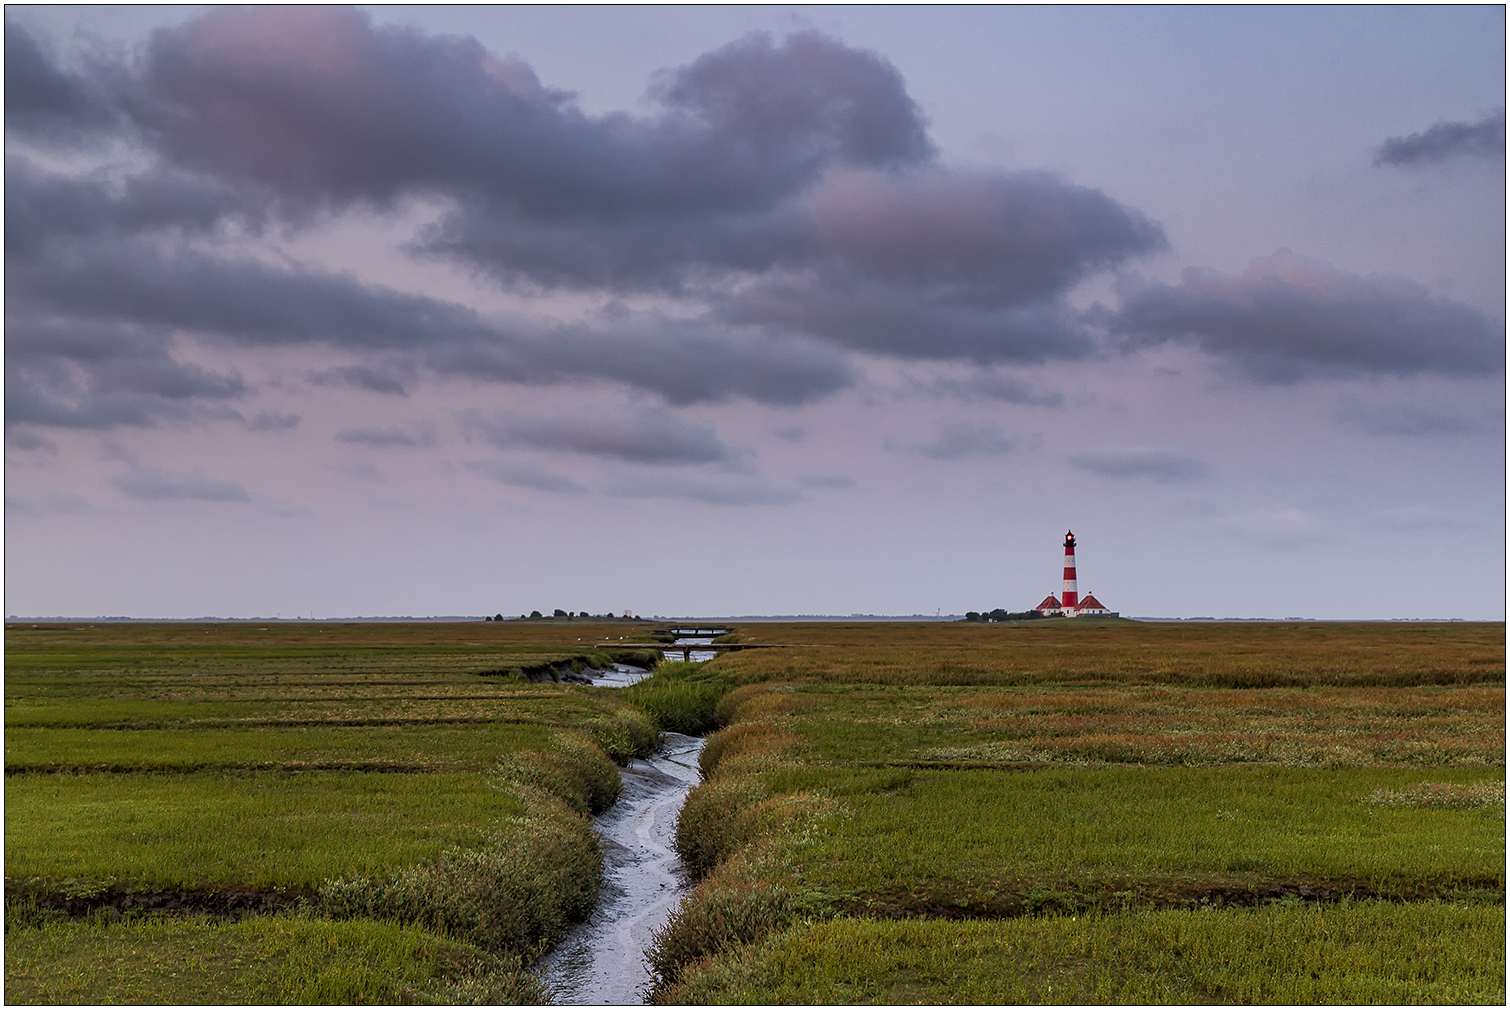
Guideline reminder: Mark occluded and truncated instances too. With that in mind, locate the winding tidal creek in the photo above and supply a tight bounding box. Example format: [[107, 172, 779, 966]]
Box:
[[540, 731, 705, 1004]]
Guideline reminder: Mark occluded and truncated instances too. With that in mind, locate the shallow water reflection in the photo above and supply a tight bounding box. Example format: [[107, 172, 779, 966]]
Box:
[[590, 662, 655, 688], [664, 636, 718, 663], [539, 732, 704, 1005]]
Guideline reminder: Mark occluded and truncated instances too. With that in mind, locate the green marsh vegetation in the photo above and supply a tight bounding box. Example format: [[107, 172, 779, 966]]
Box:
[[5, 619, 666, 1003], [651, 620, 1505, 1004], [8, 618, 1503, 1004]]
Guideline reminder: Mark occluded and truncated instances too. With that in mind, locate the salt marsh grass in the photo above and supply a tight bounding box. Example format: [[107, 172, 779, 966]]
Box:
[[768, 682, 1504, 768], [5, 620, 672, 1003], [663, 901, 1505, 1005], [5, 722, 556, 773], [793, 766, 1505, 909], [6, 772, 528, 887], [721, 620, 1503, 688], [4, 913, 542, 1004], [653, 621, 1504, 1000]]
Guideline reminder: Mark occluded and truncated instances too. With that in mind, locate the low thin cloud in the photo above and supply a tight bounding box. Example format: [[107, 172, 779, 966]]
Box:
[[918, 370, 1065, 407], [605, 473, 800, 506], [339, 462, 387, 485], [907, 420, 1017, 461], [308, 366, 410, 396], [465, 459, 586, 495], [795, 474, 854, 489], [6, 492, 94, 518], [1219, 506, 1326, 549], [335, 424, 437, 448], [1336, 396, 1480, 436], [112, 464, 251, 502], [457, 407, 732, 466], [1070, 446, 1209, 483], [1372, 505, 1471, 531], [1375, 110, 1505, 167], [6, 427, 57, 452], [248, 411, 301, 432]]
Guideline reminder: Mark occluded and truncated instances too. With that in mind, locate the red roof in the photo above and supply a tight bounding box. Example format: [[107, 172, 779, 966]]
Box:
[[1076, 594, 1108, 610], [1036, 595, 1062, 610]]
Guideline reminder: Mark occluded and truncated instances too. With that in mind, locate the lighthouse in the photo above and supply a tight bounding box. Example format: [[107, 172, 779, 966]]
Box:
[[1061, 530, 1079, 610], [1035, 531, 1118, 617]]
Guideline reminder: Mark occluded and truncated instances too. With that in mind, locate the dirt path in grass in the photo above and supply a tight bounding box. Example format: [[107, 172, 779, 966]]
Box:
[[539, 732, 704, 1005]]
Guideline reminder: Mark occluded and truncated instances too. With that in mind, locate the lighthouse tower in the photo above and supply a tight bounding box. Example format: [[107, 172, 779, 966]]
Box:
[[1061, 530, 1079, 610]]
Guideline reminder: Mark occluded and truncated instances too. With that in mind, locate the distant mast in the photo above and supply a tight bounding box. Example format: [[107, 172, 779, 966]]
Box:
[[1061, 530, 1079, 611]]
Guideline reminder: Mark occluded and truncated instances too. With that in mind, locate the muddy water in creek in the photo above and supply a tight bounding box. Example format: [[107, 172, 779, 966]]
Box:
[[540, 732, 704, 1004]]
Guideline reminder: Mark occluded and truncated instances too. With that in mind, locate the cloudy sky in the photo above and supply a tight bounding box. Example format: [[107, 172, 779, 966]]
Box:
[[6, 5, 1504, 620]]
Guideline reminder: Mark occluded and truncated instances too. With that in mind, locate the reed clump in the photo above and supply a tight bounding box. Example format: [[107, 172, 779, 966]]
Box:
[[621, 662, 732, 735]]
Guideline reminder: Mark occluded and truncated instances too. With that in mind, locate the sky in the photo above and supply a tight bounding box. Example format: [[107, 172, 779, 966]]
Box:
[[5, 5, 1505, 620]]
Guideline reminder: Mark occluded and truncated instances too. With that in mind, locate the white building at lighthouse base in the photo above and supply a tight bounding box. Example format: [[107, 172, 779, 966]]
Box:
[[1035, 593, 1117, 618]]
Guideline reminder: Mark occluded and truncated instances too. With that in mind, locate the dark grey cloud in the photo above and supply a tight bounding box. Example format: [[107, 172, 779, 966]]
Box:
[[1375, 110, 1505, 167], [6, 154, 267, 259], [112, 463, 251, 502], [1112, 250, 1504, 382], [7, 12, 1161, 398], [247, 411, 301, 432], [9, 226, 853, 413], [718, 169, 1164, 363], [4, 25, 119, 143], [6, 314, 245, 430], [1070, 446, 1209, 483], [124, 9, 927, 217], [335, 424, 436, 448], [1336, 396, 1482, 436], [905, 420, 1018, 461], [464, 459, 586, 495], [457, 407, 732, 466]]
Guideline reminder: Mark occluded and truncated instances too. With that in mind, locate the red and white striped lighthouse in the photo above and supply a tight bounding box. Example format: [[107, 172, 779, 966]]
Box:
[[1061, 530, 1079, 610]]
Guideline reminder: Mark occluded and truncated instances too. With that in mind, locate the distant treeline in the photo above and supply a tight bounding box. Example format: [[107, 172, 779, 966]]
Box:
[[962, 609, 1055, 623], [487, 611, 643, 622]]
